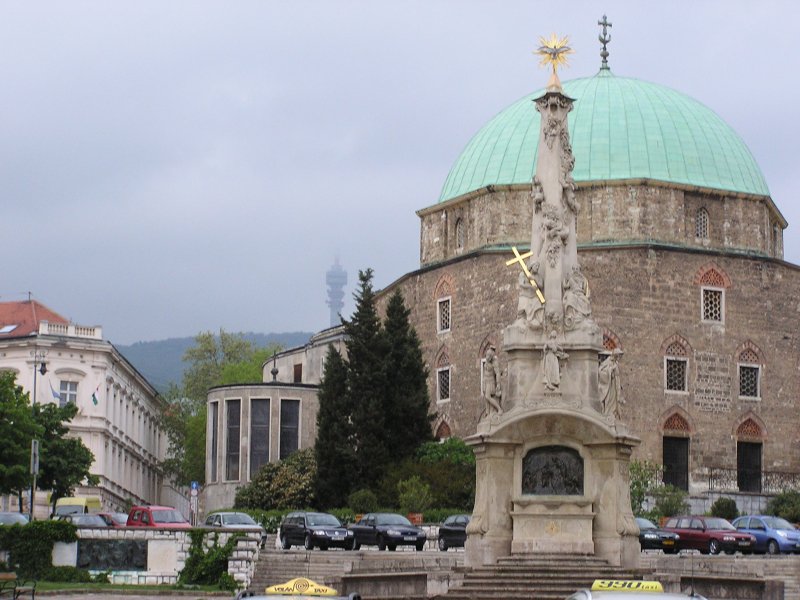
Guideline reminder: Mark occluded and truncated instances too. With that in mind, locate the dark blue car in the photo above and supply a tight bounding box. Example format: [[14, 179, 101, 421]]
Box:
[[731, 515, 800, 554]]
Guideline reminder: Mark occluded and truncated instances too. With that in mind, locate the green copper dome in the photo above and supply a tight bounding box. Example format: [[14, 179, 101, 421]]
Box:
[[439, 71, 769, 202]]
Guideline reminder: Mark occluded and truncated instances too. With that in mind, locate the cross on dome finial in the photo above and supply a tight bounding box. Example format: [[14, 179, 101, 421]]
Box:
[[598, 15, 612, 70]]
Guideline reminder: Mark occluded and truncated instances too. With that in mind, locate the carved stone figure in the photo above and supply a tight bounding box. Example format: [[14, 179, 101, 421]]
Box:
[[481, 346, 503, 416], [542, 331, 569, 391], [514, 260, 544, 331], [599, 349, 624, 418], [562, 265, 592, 329]]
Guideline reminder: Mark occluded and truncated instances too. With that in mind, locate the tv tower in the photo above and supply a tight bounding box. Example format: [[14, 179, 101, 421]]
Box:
[[325, 258, 347, 327]]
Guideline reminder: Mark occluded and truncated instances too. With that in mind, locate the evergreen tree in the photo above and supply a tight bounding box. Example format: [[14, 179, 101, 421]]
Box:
[[313, 345, 356, 508], [344, 269, 389, 491], [382, 289, 434, 460]]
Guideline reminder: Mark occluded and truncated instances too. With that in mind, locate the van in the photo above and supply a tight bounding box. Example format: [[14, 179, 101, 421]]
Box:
[[53, 496, 102, 517]]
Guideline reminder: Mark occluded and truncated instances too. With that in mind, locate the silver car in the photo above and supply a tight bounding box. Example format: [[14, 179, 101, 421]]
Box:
[[205, 511, 267, 548]]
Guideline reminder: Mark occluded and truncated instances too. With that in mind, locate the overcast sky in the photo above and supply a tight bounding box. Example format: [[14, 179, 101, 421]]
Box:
[[4, 1, 799, 344]]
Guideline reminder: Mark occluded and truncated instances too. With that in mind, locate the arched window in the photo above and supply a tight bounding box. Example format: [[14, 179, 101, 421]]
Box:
[[435, 420, 452, 440], [436, 352, 451, 403], [664, 339, 689, 393], [695, 207, 709, 239], [695, 265, 730, 324], [455, 218, 465, 250], [737, 346, 762, 400]]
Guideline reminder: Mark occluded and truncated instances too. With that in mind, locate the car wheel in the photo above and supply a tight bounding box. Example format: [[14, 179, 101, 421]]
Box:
[[320, 544, 329, 551], [304, 534, 314, 551], [709, 539, 721, 555], [388, 544, 397, 551], [663, 547, 678, 555], [438, 537, 448, 552], [416, 542, 425, 551], [377, 536, 386, 551], [280, 535, 291, 550], [767, 539, 780, 555]]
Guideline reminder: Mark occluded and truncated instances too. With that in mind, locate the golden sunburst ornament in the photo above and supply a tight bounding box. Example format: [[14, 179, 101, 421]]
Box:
[[535, 33, 573, 75]]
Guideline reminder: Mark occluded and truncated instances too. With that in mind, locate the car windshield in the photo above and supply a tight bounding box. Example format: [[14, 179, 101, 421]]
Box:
[[223, 513, 257, 525], [704, 518, 735, 530], [74, 516, 107, 527], [152, 510, 186, 523], [636, 517, 657, 530], [308, 514, 341, 527], [376, 514, 411, 526], [763, 517, 795, 530], [0, 513, 28, 525]]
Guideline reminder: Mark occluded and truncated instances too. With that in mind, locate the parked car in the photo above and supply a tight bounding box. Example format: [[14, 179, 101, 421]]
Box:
[[0, 512, 29, 526], [126, 505, 191, 529], [635, 517, 679, 553], [61, 514, 109, 527], [206, 511, 267, 548], [99, 512, 129, 527], [279, 511, 355, 551], [731, 515, 800, 555], [349, 512, 427, 551], [438, 514, 470, 551], [662, 516, 755, 554]]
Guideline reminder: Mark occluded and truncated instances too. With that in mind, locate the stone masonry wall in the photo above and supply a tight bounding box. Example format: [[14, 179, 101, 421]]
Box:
[[418, 184, 781, 266], [379, 244, 800, 491]]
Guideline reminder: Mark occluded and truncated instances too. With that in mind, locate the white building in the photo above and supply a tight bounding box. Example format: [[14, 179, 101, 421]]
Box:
[[0, 300, 187, 517]]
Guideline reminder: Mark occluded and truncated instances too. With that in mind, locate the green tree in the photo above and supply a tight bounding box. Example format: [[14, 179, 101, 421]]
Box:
[[234, 448, 316, 510], [629, 459, 659, 516], [0, 373, 42, 500], [313, 345, 356, 508], [160, 331, 280, 486], [344, 269, 390, 491], [34, 401, 99, 511], [382, 290, 434, 460]]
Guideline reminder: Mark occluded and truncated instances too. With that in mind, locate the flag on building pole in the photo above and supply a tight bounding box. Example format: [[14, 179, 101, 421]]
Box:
[[91, 385, 100, 406], [49, 382, 61, 402]]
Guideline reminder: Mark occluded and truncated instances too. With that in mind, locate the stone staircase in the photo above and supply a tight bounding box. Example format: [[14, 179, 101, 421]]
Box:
[[433, 554, 646, 600], [250, 549, 351, 591]]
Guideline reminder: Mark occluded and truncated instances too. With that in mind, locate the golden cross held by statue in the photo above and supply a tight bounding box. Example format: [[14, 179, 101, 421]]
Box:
[[506, 246, 545, 304]]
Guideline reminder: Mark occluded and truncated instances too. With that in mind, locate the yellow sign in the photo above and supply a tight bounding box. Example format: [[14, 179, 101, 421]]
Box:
[[265, 578, 338, 596], [505, 246, 545, 304], [591, 580, 664, 593]]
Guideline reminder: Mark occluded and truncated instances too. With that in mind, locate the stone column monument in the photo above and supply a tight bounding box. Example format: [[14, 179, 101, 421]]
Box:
[[464, 35, 641, 569]]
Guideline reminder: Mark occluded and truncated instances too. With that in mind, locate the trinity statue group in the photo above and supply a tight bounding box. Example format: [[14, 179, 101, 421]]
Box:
[[468, 35, 641, 570]]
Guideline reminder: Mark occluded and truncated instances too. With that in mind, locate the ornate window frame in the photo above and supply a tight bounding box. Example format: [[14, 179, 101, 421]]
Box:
[[737, 346, 762, 401], [695, 207, 709, 240], [437, 296, 452, 333], [694, 264, 730, 325], [662, 337, 690, 394], [436, 351, 451, 404]]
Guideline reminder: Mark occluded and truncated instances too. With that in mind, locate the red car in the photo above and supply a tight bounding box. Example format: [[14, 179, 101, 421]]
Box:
[[662, 515, 755, 555], [126, 505, 191, 529]]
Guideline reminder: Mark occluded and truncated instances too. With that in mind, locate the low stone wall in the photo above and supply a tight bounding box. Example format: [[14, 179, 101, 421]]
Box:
[[52, 527, 261, 587], [642, 552, 800, 600]]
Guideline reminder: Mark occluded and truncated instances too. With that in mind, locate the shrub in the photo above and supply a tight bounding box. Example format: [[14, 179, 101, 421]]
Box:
[[650, 485, 689, 520], [179, 530, 242, 589], [422, 508, 469, 524], [348, 489, 379, 514], [0, 520, 77, 578], [41, 566, 92, 583], [629, 460, 659, 516], [398, 476, 433, 514], [767, 490, 800, 523], [235, 448, 316, 510], [710, 496, 738, 521]]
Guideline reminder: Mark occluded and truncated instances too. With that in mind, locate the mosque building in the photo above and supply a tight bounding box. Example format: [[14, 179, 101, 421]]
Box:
[[206, 23, 798, 509]]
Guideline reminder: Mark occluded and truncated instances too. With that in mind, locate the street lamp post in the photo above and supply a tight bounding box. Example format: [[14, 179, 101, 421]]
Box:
[[29, 349, 47, 520]]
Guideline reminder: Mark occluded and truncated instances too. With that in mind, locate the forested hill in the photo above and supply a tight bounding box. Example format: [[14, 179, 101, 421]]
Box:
[[116, 332, 313, 393]]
